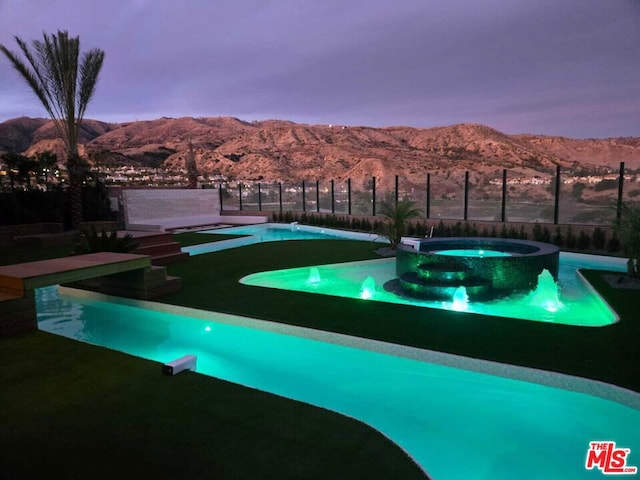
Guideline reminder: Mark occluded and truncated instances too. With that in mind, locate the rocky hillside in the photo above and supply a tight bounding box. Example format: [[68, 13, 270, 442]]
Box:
[[1, 116, 639, 188]]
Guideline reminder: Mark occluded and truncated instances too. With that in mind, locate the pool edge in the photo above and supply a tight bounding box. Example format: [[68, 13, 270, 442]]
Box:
[[56, 285, 640, 412]]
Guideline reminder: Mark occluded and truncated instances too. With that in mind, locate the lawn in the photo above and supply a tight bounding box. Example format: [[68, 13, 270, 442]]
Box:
[[2, 232, 639, 479], [162, 240, 640, 393], [173, 231, 246, 247], [0, 331, 424, 480]]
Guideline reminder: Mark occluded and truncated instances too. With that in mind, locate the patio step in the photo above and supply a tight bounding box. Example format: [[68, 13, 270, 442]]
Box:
[[398, 271, 492, 301], [125, 231, 188, 265], [416, 263, 471, 283]]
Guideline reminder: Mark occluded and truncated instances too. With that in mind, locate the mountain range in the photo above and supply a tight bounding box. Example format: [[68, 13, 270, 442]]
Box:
[[1, 116, 639, 189]]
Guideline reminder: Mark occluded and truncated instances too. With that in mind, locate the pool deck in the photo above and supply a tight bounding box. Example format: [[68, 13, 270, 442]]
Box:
[[0, 252, 151, 297], [0, 252, 179, 338]]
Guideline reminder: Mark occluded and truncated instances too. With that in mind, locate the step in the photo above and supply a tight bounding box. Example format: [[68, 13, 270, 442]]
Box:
[[416, 263, 471, 283], [134, 242, 183, 257], [130, 233, 176, 247], [398, 272, 493, 301]]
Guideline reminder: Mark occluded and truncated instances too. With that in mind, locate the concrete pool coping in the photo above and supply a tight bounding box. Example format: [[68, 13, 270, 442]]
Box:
[[240, 255, 623, 326], [57, 285, 640, 412], [183, 222, 387, 255]]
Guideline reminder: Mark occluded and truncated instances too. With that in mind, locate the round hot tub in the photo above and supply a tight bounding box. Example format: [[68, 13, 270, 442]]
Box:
[[392, 237, 560, 301]]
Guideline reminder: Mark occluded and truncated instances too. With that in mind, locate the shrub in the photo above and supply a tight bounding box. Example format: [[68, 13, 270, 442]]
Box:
[[565, 226, 577, 249], [553, 227, 564, 247], [75, 227, 138, 254], [532, 223, 551, 242], [377, 199, 422, 248], [577, 230, 591, 250], [613, 202, 640, 277], [607, 234, 621, 253], [594, 179, 618, 191], [592, 227, 606, 250], [532, 223, 544, 242]]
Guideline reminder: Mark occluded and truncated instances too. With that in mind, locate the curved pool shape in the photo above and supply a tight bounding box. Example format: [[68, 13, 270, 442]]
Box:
[[434, 249, 512, 258], [184, 223, 385, 255], [396, 238, 560, 301], [36, 286, 640, 480], [241, 253, 623, 326]]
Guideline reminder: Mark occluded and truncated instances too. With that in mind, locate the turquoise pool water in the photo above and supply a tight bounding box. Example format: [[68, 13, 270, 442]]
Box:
[[241, 253, 626, 326], [433, 248, 512, 257], [36, 287, 640, 480], [184, 223, 383, 255]]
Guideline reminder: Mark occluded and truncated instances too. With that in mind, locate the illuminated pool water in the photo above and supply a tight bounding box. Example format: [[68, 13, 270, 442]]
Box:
[[36, 286, 640, 480], [241, 253, 626, 326], [434, 248, 512, 257], [184, 223, 383, 255]]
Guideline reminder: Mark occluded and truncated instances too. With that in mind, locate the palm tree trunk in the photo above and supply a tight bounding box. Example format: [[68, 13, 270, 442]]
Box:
[[67, 154, 84, 230]]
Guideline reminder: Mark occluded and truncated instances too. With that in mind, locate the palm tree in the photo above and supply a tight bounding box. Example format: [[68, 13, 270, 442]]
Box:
[[185, 135, 199, 189], [34, 150, 58, 189], [378, 198, 423, 249], [0, 30, 105, 229], [0, 152, 27, 191]]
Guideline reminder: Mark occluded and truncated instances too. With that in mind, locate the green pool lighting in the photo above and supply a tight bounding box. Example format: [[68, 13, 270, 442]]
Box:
[[359, 276, 376, 300], [241, 255, 621, 326], [450, 286, 469, 311]]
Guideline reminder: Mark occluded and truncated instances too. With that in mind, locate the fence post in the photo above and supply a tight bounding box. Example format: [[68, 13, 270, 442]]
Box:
[[501, 169, 507, 222], [331, 180, 335, 214], [372, 176, 376, 216], [219, 184, 224, 211], [395, 175, 399, 205], [278, 182, 282, 212], [316, 180, 320, 213], [426, 173, 430, 219], [617, 161, 625, 219], [302, 180, 306, 212], [348, 178, 352, 215], [553, 165, 561, 224], [258, 183, 262, 211], [464, 171, 469, 221], [238, 182, 243, 211]]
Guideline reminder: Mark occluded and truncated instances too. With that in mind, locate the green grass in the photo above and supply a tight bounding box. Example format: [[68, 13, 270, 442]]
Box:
[[162, 240, 640, 393], [2, 235, 639, 479], [0, 331, 424, 479]]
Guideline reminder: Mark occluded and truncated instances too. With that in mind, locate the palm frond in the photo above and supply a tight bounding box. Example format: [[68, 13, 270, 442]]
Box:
[[1, 30, 105, 229], [378, 198, 422, 248], [77, 49, 105, 122], [1, 30, 104, 155]]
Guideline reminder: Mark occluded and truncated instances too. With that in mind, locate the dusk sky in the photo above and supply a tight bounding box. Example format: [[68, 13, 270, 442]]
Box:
[[0, 0, 638, 138]]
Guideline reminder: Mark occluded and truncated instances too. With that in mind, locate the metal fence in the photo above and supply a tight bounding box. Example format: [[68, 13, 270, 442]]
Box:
[[211, 162, 637, 225]]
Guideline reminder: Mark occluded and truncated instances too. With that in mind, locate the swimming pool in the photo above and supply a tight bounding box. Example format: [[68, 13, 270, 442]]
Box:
[[241, 253, 626, 326], [36, 286, 640, 480], [183, 223, 384, 255]]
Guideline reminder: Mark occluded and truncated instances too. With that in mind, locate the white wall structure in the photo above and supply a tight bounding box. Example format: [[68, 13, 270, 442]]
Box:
[[122, 189, 266, 231]]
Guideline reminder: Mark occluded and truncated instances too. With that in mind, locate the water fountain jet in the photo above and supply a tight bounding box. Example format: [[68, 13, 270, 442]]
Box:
[[307, 267, 321, 285], [360, 276, 376, 299], [528, 269, 563, 312], [451, 286, 469, 311]]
